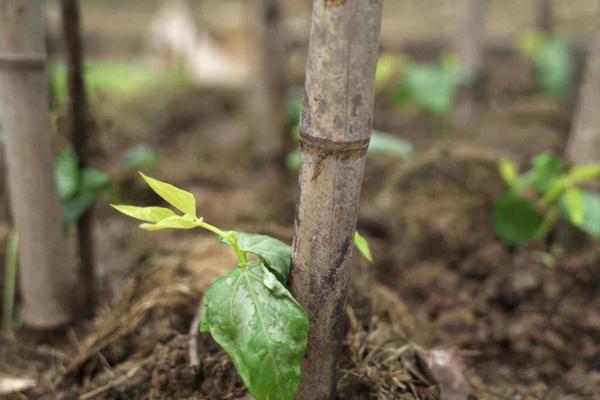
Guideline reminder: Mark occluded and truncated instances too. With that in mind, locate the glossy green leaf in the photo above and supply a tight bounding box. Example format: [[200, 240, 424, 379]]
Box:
[[140, 172, 196, 217], [111, 205, 175, 223], [354, 231, 373, 262], [202, 263, 308, 400], [55, 148, 80, 200], [368, 131, 413, 158], [561, 190, 600, 240], [224, 232, 292, 285], [493, 193, 543, 246], [530, 153, 564, 192], [140, 215, 200, 231]]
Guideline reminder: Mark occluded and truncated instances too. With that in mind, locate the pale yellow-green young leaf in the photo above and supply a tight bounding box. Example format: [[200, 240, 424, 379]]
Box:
[[140, 215, 200, 231], [139, 172, 196, 217], [562, 187, 584, 225], [354, 231, 373, 263], [564, 165, 600, 186], [499, 159, 518, 187], [110, 204, 175, 223]]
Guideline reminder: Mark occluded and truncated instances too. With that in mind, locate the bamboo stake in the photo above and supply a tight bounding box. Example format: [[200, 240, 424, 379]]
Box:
[[61, 0, 96, 315], [289, 1, 383, 398], [0, 0, 76, 327], [247, 0, 288, 165], [566, 16, 600, 165]]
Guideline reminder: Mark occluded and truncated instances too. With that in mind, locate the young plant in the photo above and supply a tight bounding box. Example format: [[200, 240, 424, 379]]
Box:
[[112, 173, 372, 400], [393, 54, 462, 116], [493, 153, 600, 246], [55, 147, 111, 227], [519, 32, 573, 102]]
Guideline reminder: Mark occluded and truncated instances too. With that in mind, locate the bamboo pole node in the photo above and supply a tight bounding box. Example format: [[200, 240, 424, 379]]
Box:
[[299, 128, 370, 158], [0, 53, 46, 70]]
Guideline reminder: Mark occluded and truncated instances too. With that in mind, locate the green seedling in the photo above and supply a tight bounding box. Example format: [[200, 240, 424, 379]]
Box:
[[55, 147, 111, 227], [112, 173, 372, 400], [51, 60, 189, 108], [121, 145, 158, 173], [519, 32, 573, 102], [394, 53, 462, 116], [494, 153, 600, 246]]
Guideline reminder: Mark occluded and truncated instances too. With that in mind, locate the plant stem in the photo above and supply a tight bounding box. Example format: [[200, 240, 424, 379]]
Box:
[[195, 219, 248, 264]]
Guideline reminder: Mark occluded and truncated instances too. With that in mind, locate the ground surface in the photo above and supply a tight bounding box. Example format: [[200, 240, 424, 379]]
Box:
[[1, 1, 600, 399]]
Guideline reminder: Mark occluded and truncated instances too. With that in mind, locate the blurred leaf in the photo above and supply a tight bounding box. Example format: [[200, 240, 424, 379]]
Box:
[[80, 168, 111, 193], [285, 150, 301, 170], [354, 231, 373, 262], [55, 148, 80, 200], [561, 187, 584, 225], [561, 190, 600, 241], [499, 159, 518, 187], [111, 205, 175, 223], [563, 164, 600, 185], [140, 215, 200, 231], [140, 172, 196, 217], [520, 33, 573, 102], [368, 131, 413, 158], [395, 63, 460, 115], [493, 193, 543, 246], [285, 88, 304, 125], [530, 153, 564, 192], [375, 54, 407, 91], [121, 145, 158, 172]]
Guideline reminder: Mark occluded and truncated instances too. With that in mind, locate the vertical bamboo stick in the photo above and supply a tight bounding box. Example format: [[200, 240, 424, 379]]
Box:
[[289, 1, 383, 398], [566, 16, 600, 165], [61, 0, 96, 314], [247, 0, 288, 165], [0, 0, 76, 327]]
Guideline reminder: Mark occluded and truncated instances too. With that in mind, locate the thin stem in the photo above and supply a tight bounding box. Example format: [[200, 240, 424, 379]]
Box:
[[194, 218, 248, 265], [535, 206, 560, 240]]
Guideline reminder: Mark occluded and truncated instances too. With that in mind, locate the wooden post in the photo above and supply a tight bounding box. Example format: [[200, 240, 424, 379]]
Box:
[[566, 16, 600, 165], [247, 0, 288, 165], [454, 0, 488, 85], [533, 0, 553, 33], [0, 0, 76, 327], [61, 0, 96, 315], [289, 1, 383, 398], [453, 0, 488, 122]]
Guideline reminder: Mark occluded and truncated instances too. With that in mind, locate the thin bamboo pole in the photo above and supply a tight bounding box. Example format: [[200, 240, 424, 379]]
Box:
[[0, 0, 76, 327], [289, 1, 383, 398], [566, 16, 600, 165], [61, 0, 96, 315]]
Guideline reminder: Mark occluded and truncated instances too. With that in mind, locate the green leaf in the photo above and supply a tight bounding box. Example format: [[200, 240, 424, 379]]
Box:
[[354, 231, 373, 262], [530, 153, 564, 192], [140, 172, 196, 217], [368, 131, 413, 158], [61, 190, 98, 224], [493, 193, 543, 246], [202, 263, 308, 400], [55, 148, 80, 200], [225, 232, 292, 285], [140, 215, 200, 231], [80, 168, 111, 193], [561, 190, 600, 240], [121, 145, 158, 172], [285, 149, 301, 170], [561, 187, 584, 225], [396, 63, 460, 115], [563, 164, 600, 185], [499, 159, 518, 187], [111, 205, 176, 223]]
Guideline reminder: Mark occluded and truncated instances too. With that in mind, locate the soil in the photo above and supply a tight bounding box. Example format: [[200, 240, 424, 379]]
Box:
[[1, 1, 600, 399]]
